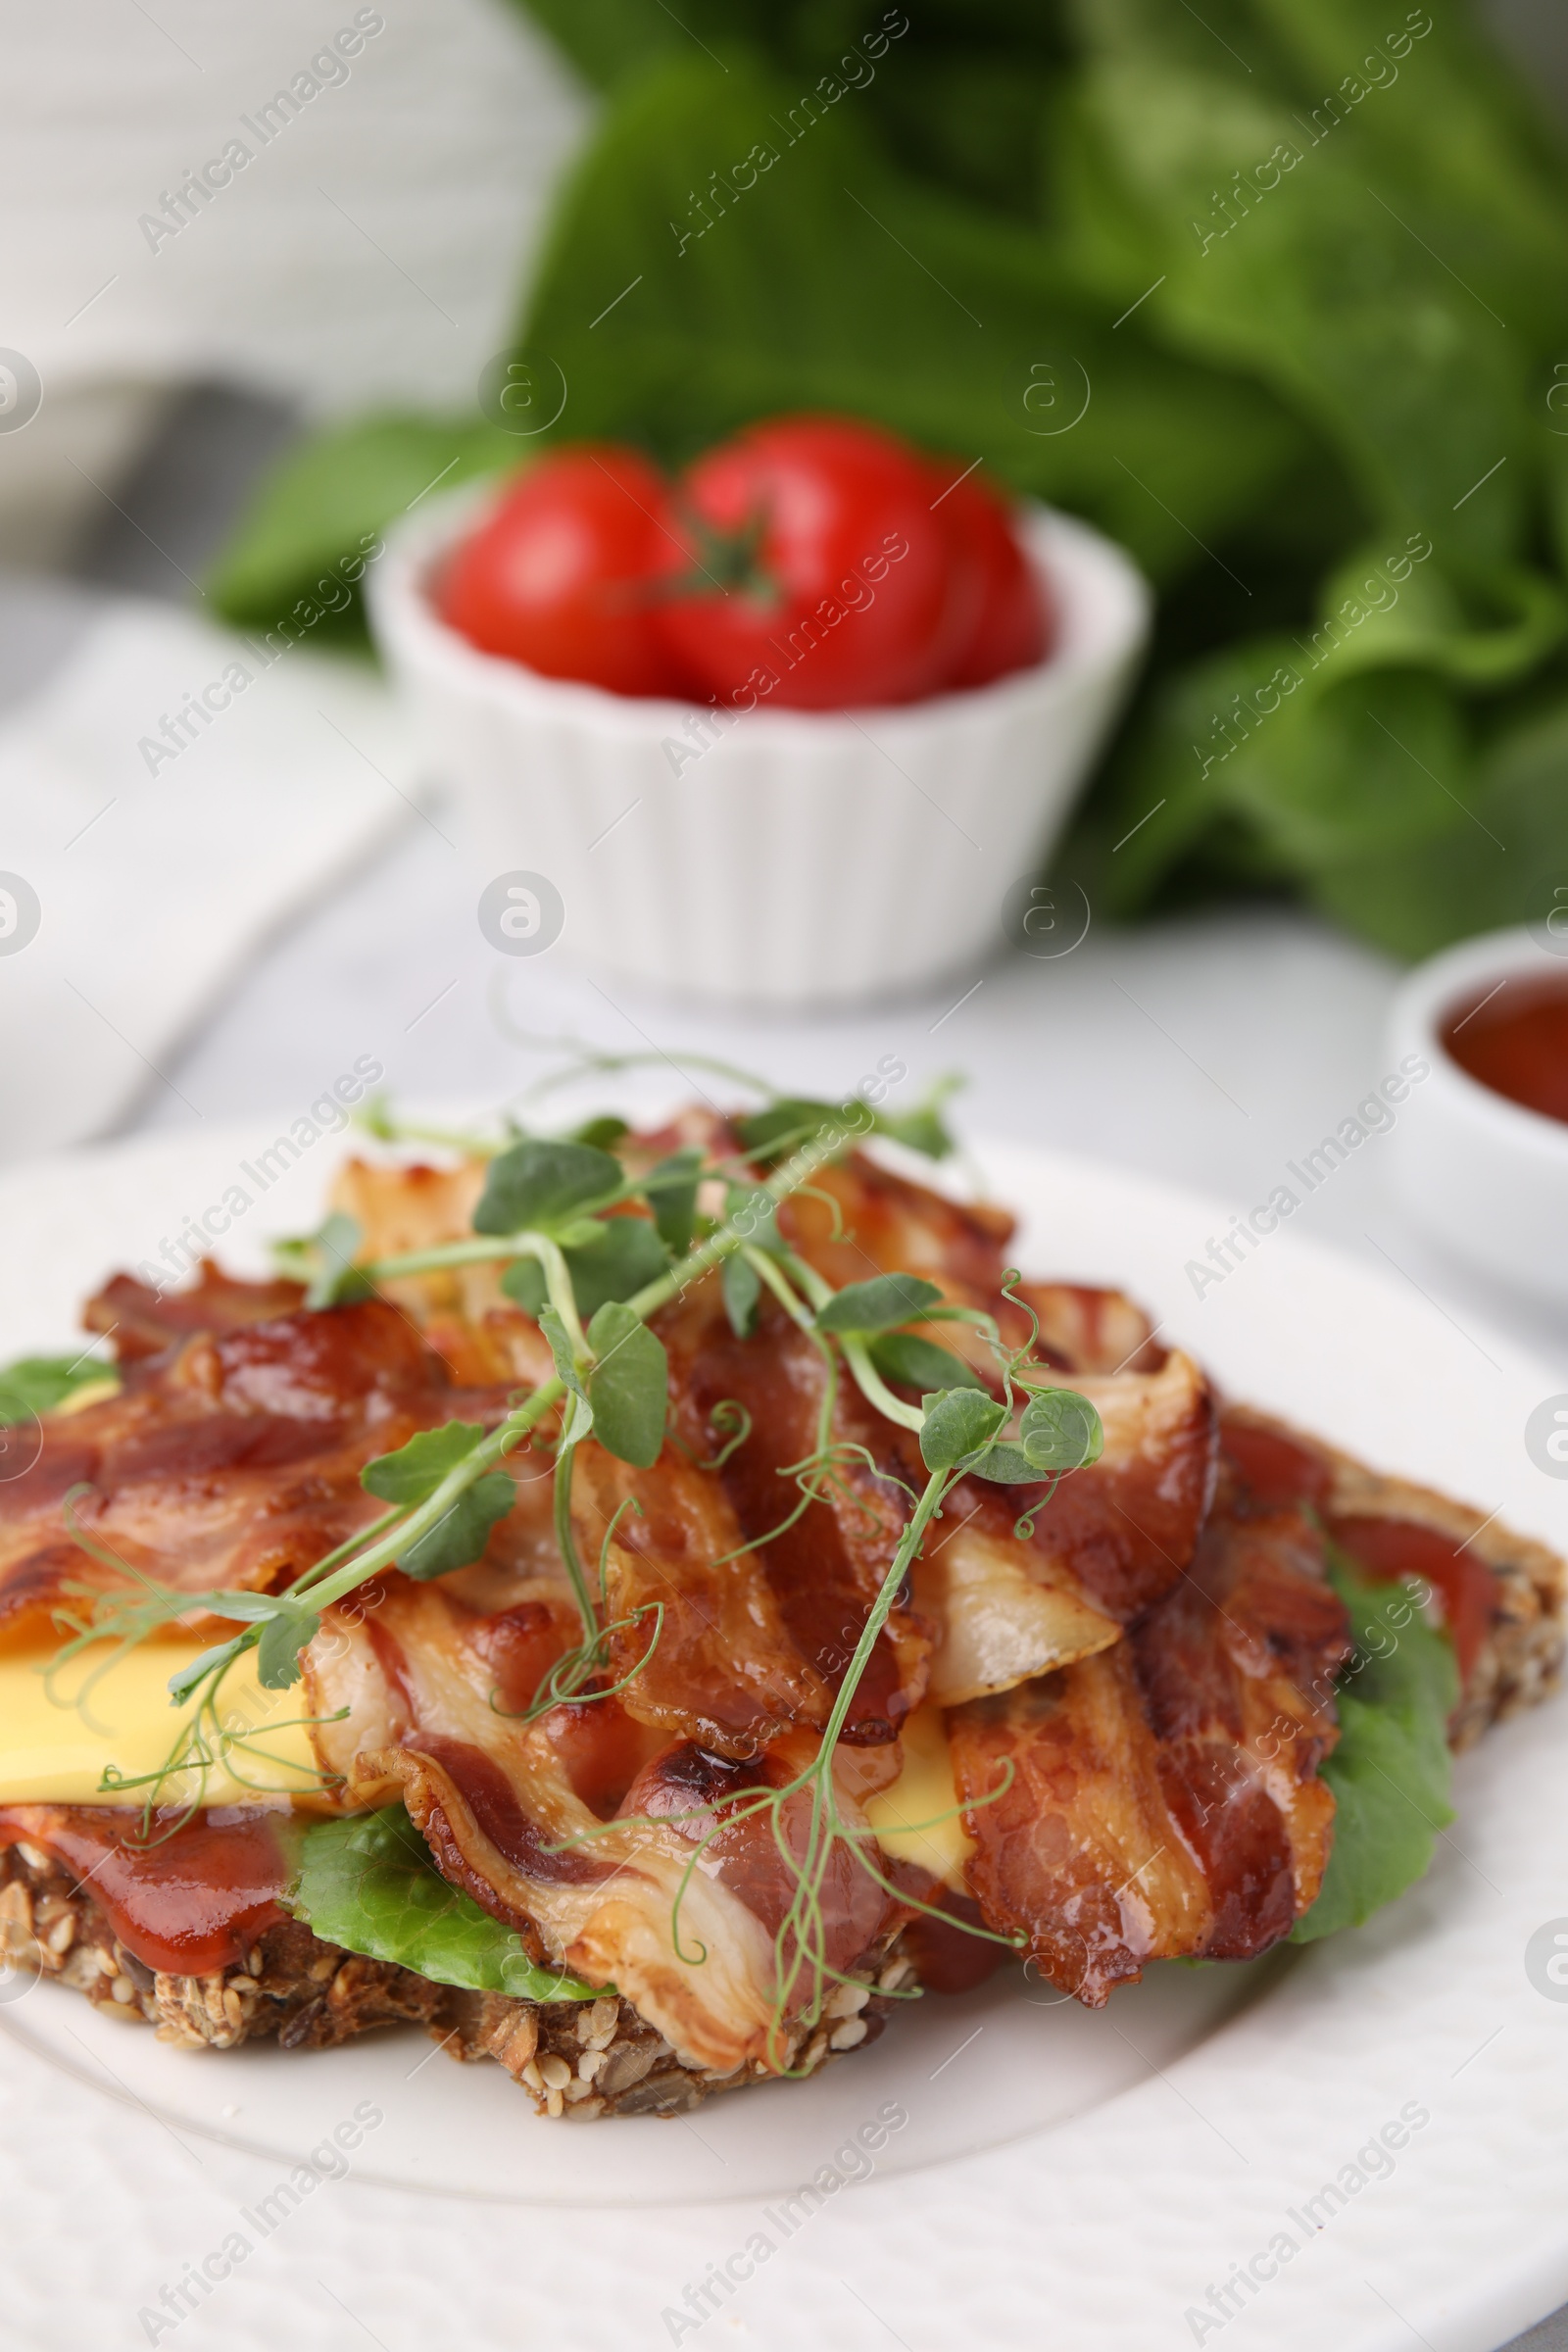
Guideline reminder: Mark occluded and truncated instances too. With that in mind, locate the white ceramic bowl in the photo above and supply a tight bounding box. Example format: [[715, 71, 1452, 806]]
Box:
[[1385, 924, 1568, 1301], [369, 483, 1152, 1008]]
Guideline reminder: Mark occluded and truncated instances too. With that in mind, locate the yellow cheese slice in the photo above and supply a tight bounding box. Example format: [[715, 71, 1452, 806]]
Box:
[[864, 1703, 976, 1891], [0, 1636, 321, 1808]]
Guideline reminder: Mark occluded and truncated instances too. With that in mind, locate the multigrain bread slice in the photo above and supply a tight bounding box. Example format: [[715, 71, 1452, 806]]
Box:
[[0, 1838, 906, 2119], [1223, 1404, 1566, 1750]]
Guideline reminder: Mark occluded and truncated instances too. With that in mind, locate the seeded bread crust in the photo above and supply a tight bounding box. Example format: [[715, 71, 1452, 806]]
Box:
[[1225, 1404, 1566, 1750], [0, 1837, 904, 2118]]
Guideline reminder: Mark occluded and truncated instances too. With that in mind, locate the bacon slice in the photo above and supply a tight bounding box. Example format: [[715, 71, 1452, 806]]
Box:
[[85, 1264, 310, 1360], [951, 1494, 1349, 2003], [0, 1300, 517, 1636], [1013, 1350, 1218, 1623], [780, 1151, 1017, 1303], [952, 1645, 1209, 2003], [1131, 1494, 1348, 1951], [570, 1440, 829, 1757], [663, 1293, 932, 1745], [879, 1354, 1222, 1646], [780, 1152, 1162, 1376], [327, 1157, 555, 1388], [618, 1736, 892, 1989], [1217, 1403, 1562, 1748], [307, 1581, 895, 2075], [1011, 1282, 1163, 1377]]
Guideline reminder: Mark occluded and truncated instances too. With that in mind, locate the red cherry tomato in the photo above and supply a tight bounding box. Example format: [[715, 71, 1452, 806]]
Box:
[[929, 466, 1051, 691], [657, 416, 954, 710], [437, 445, 690, 697]]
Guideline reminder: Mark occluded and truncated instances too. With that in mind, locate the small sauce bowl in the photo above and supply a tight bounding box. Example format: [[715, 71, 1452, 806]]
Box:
[[1385, 925, 1568, 1302]]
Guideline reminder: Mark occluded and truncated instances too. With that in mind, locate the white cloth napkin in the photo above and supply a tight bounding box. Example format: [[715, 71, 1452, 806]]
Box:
[[0, 600, 416, 1160]]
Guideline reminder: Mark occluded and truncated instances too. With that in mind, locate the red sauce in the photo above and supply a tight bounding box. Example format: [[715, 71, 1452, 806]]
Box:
[[1327, 1515, 1495, 1687], [0, 1805, 290, 1974], [1442, 971, 1568, 1125]]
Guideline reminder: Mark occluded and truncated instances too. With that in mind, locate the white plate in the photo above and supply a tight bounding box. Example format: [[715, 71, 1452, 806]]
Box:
[[2, 1123, 1566, 2352]]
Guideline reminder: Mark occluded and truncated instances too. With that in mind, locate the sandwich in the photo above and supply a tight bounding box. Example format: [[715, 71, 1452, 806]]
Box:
[[0, 1098, 1559, 2120]]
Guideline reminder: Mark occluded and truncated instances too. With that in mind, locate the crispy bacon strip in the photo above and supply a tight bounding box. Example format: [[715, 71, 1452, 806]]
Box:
[[1012, 1350, 1218, 1623], [781, 1151, 1016, 1303], [85, 1264, 308, 1359], [951, 1494, 1349, 2003], [1132, 1494, 1348, 1950], [952, 1645, 1211, 2003], [879, 1345, 1222, 1637], [308, 1581, 895, 2074], [620, 1735, 892, 1988], [664, 1292, 933, 1743], [1011, 1281, 1163, 1377], [0, 1300, 511, 1637], [328, 1157, 555, 1388], [1219, 1402, 1568, 1752], [570, 1440, 829, 1756], [910, 1525, 1120, 1708], [781, 1151, 1162, 1375]]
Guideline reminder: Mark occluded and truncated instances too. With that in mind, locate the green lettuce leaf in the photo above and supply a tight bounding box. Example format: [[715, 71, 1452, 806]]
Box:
[[515, 54, 1310, 578], [506, 0, 1071, 218], [0, 1354, 115, 1422], [286, 1806, 602, 2000], [209, 413, 519, 644], [1292, 1550, 1458, 1944], [209, 0, 1568, 969]]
